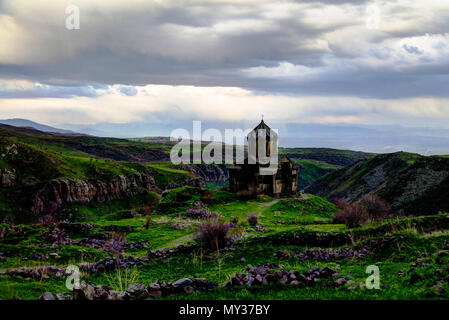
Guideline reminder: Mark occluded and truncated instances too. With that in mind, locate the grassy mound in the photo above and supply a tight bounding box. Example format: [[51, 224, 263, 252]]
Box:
[[155, 186, 237, 214]]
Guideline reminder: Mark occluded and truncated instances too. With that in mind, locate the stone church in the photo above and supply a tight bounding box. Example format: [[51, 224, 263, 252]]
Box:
[[228, 120, 298, 197]]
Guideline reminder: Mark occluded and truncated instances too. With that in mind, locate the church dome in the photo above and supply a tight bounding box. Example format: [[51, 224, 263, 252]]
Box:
[[247, 119, 278, 140]]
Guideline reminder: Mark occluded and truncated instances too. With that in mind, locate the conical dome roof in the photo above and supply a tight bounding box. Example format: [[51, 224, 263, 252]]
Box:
[[248, 119, 277, 139]]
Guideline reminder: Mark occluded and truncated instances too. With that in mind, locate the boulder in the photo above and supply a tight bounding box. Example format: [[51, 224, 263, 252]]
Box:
[[74, 283, 95, 300], [126, 283, 149, 300], [184, 286, 195, 294], [39, 292, 55, 300], [172, 278, 193, 288]]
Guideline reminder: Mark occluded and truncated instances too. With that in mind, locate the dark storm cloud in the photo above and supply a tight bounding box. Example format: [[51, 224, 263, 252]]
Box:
[[0, 0, 448, 99]]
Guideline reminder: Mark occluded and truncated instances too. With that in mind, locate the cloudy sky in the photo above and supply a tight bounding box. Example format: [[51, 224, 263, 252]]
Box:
[[1, 0, 449, 153]]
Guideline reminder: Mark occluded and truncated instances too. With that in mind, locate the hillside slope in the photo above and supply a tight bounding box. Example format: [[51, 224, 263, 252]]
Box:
[[0, 124, 170, 162], [0, 123, 378, 221], [0, 126, 203, 222], [305, 152, 449, 215], [0, 118, 76, 134], [280, 147, 374, 167], [279, 147, 374, 189]]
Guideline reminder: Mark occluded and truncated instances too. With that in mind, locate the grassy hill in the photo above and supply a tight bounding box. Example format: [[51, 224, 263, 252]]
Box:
[[305, 152, 449, 215], [0, 124, 171, 162], [0, 118, 77, 134], [280, 147, 374, 166], [0, 125, 198, 222], [0, 123, 375, 194], [2, 185, 449, 300], [279, 147, 374, 189]]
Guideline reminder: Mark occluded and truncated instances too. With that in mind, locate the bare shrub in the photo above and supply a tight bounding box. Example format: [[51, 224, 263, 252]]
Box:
[[332, 199, 348, 210], [201, 190, 216, 205], [358, 194, 391, 220], [105, 266, 140, 292], [237, 185, 257, 200], [144, 215, 152, 230], [228, 225, 245, 241], [184, 207, 214, 219], [38, 215, 58, 225], [247, 212, 259, 226], [104, 232, 126, 254], [333, 202, 367, 228], [197, 219, 231, 250]]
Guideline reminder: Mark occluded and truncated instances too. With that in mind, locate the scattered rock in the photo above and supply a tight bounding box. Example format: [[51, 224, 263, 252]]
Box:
[[226, 264, 349, 289], [39, 292, 55, 300], [182, 207, 221, 219], [173, 278, 193, 290], [56, 292, 73, 301], [274, 247, 370, 261], [127, 283, 149, 300], [430, 285, 446, 295], [171, 223, 188, 230], [184, 286, 195, 294]]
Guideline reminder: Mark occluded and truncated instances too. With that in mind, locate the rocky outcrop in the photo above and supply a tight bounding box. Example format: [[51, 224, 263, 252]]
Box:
[[31, 173, 156, 215], [181, 164, 229, 182], [166, 177, 205, 189], [0, 168, 15, 187]]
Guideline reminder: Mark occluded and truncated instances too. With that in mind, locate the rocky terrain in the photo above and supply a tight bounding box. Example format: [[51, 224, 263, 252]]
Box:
[[305, 152, 449, 215], [31, 173, 157, 215]]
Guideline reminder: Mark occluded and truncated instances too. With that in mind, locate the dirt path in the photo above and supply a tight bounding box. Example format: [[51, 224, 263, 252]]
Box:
[[160, 199, 282, 250], [259, 199, 280, 208]]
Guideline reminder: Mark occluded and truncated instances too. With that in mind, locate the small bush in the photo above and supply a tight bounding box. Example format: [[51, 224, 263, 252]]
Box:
[[197, 219, 231, 250], [247, 212, 259, 226], [38, 215, 58, 225], [104, 232, 126, 254], [105, 267, 140, 292], [358, 194, 391, 220], [201, 190, 216, 205], [333, 202, 367, 228], [144, 215, 152, 230], [237, 185, 257, 200], [231, 216, 239, 225]]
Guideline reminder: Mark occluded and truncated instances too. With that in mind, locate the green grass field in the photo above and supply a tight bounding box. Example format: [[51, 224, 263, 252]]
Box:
[[1, 186, 448, 300]]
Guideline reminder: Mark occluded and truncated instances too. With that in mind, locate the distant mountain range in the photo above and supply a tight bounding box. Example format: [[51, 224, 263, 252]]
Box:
[[0, 118, 77, 134], [2, 118, 449, 155]]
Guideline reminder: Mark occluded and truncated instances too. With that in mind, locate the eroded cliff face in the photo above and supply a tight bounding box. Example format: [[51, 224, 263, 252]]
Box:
[[166, 177, 205, 189], [32, 173, 156, 215], [0, 169, 16, 187], [182, 164, 229, 182]]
